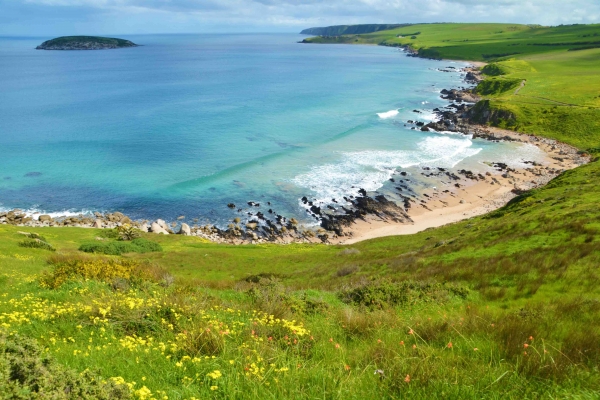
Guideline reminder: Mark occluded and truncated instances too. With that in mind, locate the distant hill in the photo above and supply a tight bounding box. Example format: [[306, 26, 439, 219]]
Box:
[[300, 24, 411, 36], [36, 36, 138, 50]]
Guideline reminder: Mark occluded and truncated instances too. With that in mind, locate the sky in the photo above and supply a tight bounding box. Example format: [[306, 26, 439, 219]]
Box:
[[0, 0, 598, 36]]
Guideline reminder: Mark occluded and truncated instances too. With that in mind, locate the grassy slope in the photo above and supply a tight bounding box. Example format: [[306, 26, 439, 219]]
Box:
[[2, 23, 600, 399], [305, 23, 600, 150], [1, 156, 600, 398]]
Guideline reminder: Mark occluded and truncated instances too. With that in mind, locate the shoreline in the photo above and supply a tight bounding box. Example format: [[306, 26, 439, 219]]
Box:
[[337, 126, 587, 244], [0, 59, 590, 245]]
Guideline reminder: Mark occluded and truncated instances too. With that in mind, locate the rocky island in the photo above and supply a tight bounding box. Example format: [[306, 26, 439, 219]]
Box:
[[36, 36, 138, 50]]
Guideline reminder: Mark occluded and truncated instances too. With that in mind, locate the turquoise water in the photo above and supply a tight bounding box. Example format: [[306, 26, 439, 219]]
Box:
[[0, 34, 544, 225]]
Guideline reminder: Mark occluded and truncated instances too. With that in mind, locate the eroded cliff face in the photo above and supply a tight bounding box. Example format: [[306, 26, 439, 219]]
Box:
[[466, 100, 517, 126]]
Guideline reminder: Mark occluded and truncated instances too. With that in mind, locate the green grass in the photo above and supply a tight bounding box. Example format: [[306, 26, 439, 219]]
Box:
[[79, 238, 163, 255], [1, 22, 600, 398], [1, 155, 600, 398], [304, 23, 600, 150], [304, 23, 600, 60]]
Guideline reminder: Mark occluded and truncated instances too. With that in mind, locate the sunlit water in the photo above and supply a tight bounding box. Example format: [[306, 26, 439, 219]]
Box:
[[0, 34, 545, 225]]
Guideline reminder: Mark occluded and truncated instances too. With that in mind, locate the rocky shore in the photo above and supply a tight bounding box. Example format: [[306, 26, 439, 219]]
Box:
[[2, 61, 589, 245]]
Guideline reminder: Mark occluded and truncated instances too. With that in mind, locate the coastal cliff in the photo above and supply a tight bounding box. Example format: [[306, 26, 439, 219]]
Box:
[[36, 36, 138, 50], [300, 24, 409, 36]]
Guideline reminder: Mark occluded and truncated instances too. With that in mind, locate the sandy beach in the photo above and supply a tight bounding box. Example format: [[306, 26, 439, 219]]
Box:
[[335, 126, 589, 244]]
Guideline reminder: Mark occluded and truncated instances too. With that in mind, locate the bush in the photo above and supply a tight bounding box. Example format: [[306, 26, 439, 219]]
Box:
[[117, 224, 142, 241], [79, 238, 162, 255], [246, 278, 328, 318], [0, 333, 131, 399], [336, 265, 359, 277], [18, 238, 55, 252], [40, 254, 169, 289], [338, 279, 469, 310]]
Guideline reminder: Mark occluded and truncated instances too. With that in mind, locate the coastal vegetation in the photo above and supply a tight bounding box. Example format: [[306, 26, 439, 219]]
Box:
[[302, 23, 600, 150], [1, 23, 600, 398], [36, 36, 138, 50], [300, 24, 410, 36], [1, 152, 600, 398]]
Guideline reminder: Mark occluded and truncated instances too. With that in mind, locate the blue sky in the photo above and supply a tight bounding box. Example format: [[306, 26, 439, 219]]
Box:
[[1, 0, 598, 36]]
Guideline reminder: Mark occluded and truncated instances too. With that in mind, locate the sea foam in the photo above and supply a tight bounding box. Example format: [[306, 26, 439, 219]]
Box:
[[292, 135, 481, 207], [377, 109, 399, 119], [0, 206, 96, 220]]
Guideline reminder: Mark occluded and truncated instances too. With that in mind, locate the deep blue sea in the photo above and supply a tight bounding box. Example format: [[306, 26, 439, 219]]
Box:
[[0, 34, 544, 225]]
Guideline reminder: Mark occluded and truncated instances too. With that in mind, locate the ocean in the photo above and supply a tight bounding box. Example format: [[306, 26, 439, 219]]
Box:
[[0, 34, 545, 226]]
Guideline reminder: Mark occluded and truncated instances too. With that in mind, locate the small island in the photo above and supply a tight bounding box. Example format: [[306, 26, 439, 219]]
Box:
[[36, 36, 139, 50]]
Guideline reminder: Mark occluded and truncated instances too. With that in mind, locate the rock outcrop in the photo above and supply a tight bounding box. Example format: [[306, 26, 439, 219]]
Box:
[[150, 222, 169, 235], [179, 223, 191, 236]]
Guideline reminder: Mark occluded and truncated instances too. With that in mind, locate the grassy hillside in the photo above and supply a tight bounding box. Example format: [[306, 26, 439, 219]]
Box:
[[1, 23, 600, 399], [303, 23, 600, 59], [300, 24, 409, 36], [304, 23, 600, 151], [1, 155, 600, 398]]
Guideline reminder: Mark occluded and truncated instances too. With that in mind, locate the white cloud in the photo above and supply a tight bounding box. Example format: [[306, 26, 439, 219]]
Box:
[[1, 0, 599, 35]]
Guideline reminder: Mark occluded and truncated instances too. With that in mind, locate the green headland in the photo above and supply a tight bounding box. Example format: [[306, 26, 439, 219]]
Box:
[[2, 23, 600, 399]]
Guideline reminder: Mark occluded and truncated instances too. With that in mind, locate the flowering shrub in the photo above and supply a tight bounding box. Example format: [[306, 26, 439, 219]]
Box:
[[40, 256, 164, 289]]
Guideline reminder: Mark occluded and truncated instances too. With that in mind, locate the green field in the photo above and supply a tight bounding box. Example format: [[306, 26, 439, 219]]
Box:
[[304, 23, 600, 150], [2, 23, 600, 399]]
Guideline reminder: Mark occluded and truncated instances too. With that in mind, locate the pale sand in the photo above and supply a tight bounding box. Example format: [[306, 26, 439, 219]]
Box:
[[465, 61, 487, 68], [342, 183, 512, 244], [333, 126, 589, 245]]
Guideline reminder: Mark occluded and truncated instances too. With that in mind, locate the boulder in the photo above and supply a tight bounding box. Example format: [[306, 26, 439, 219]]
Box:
[[156, 219, 170, 232], [511, 185, 529, 195], [179, 223, 191, 236], [38, 215, 52, 223], [93, 219, 103, 228], [151, 222, 169, 235]]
